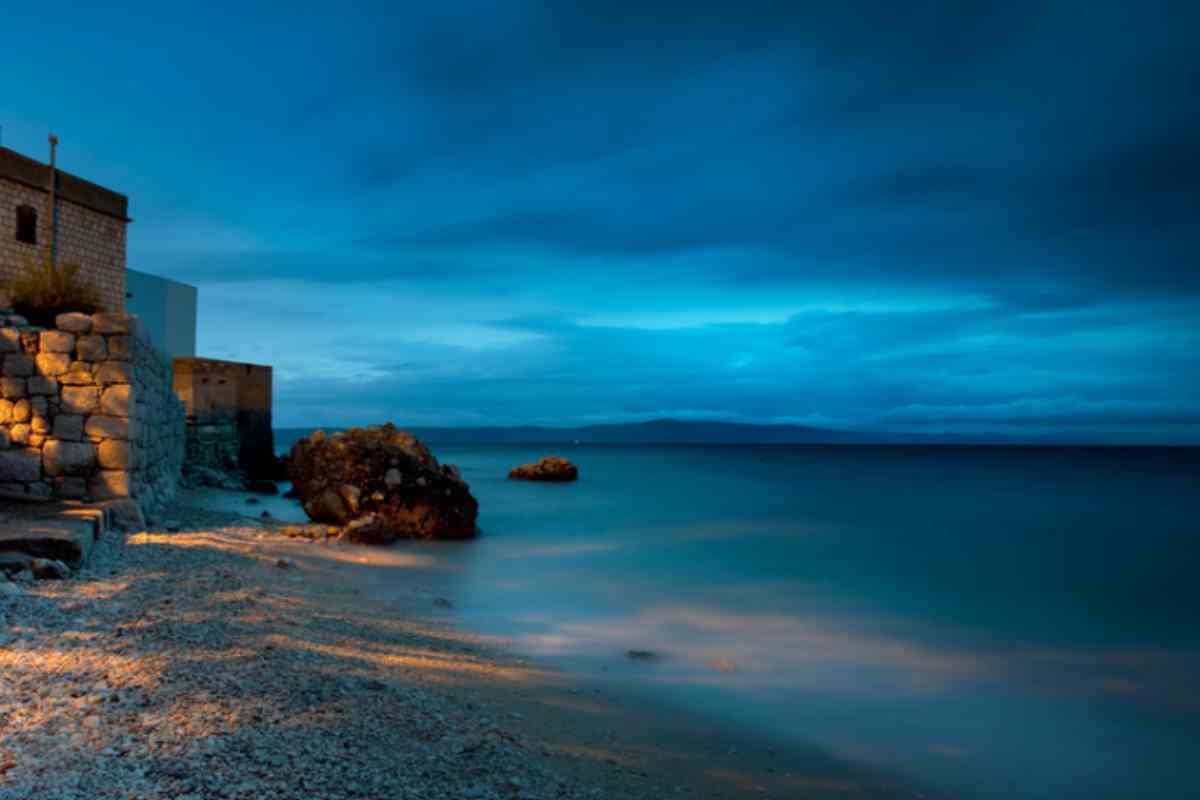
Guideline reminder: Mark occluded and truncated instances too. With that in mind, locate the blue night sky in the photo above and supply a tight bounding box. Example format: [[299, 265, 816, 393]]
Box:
[[3, 2, 1197, 440]]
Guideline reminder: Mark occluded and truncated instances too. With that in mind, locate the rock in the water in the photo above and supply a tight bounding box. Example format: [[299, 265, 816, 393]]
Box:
[[287, 424, 479, 540], [31, 558, 70, 580], [0, 579, 22, 597], [508, 456, 579, 482], [341, 513, 397, 544]]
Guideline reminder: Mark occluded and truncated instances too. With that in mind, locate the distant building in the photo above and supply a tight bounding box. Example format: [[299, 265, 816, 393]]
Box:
[[0, 142, 129, 311], [126, 268, 197, 359], [173, 358, 276, 479]]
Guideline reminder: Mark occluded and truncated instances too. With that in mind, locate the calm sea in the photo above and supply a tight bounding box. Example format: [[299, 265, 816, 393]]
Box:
[[268, 443, 1200, 798]]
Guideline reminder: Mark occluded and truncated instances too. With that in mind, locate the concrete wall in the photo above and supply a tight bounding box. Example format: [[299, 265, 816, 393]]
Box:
[[173, 357, 275, 479], [126, 269, 197, 359], [0, 308, 184, 516]]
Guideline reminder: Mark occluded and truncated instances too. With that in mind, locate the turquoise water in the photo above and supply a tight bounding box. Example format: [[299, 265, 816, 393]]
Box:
[[415, 448, 1200, 800], [283, 443, 1200, 798]]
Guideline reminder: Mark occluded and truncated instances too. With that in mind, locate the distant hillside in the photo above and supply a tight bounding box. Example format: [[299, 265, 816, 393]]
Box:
[[274, 419, 956, 450]]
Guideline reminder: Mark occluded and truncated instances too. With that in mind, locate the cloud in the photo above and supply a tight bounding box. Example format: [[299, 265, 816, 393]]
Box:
[[10, 1, 1199, 438]]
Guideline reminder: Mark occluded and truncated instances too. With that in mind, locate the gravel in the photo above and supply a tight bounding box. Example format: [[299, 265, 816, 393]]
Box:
[[0, 503, 598, 800]]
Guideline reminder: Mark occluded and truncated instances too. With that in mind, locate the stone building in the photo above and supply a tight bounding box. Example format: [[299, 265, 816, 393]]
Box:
[[0, 143, 129, 311], [173, 358, 276, 480], [1, 136, 276, 492]]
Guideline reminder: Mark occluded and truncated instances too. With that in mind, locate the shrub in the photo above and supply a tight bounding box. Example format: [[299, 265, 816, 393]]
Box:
[[5, 255, 102, 327]]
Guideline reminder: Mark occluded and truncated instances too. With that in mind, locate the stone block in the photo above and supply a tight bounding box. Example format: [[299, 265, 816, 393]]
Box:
[[61, 386, 101, 415], [0, 399, 10, 424], [29, 433, 45, 448], [106, 336, 131, 361], [76, 335, 107, 361], [43, 440, 97, 476], [3, 354, 34, 377], [92, 313, 136, 335], [10, 424, 30, 446], [100, 385, 130, 417], [27, 376, 59, 395], [0, 448, 41, 482], [19, 330, 39, 354], [35, 352, 72, 376], [84, 415, 132, 440], [98, 439, 132, 469], [1, 377, 26, 398], [100, 498, 145, 532], [89, 470, 131, 499], [11, 399, 30, 423], [51, 415, 84, 441], [95, 361, 132, 385], [56, 312, 93, 333], [54, 477, 87, 499], [0, 329, 19, 354], [59, 363, 94, 385], [39, 331, 75, 353]]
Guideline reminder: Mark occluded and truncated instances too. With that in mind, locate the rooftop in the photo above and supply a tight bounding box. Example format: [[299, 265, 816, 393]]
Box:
[[0, 145, 129, 222]]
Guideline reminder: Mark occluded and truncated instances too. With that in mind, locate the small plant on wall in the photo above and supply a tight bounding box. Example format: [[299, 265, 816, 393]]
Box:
[[5, 254, 103, 327]]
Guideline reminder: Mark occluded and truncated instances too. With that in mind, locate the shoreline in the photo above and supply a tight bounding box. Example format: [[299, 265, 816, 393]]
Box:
[[0, 495, 919, 800]]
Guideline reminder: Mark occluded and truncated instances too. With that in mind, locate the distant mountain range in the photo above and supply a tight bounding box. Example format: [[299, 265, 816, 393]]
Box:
[[273, 419, 1042, 449]]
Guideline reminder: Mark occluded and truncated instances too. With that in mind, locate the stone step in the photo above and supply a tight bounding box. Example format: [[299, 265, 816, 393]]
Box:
[[0, 500, 110, 570]]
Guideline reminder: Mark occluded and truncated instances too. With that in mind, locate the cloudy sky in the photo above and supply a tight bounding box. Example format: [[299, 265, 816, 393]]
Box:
[[3, 2, 1197, 439]]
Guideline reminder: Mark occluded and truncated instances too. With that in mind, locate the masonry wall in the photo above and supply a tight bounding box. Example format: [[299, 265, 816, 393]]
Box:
[[173, 357, 275, 479], [54, 198, 127, 311], [0, 309, 184, 515], [0, 176, 128, 312]]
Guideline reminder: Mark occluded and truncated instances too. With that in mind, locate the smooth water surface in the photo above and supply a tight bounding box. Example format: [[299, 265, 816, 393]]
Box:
[[281, 444, 1200, 798]]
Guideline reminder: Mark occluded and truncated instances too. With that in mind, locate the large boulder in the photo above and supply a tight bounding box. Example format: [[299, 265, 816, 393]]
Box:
[[508, 456, 579, 482], [287, 424, 478, 541]]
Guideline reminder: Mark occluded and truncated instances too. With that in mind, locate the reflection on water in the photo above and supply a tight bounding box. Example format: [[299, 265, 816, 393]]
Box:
[[273, 445, 1200, 799]]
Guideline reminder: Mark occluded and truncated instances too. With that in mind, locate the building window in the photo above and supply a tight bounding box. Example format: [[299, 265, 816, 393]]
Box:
[[15, 205, 37, 245]]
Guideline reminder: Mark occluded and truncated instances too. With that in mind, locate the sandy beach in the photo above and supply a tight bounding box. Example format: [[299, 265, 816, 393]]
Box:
[[0, 495, 914, 800]]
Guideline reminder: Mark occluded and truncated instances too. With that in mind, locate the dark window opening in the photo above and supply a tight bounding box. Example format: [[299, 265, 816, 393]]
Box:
[[15, 205, 37, 245]]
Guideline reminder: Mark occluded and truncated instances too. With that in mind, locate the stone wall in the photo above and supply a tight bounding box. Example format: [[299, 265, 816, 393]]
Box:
[[53, 198, 127, 311], [0, 309, 184, 515], [0, 145, 130, 313], [173, 357, 275, 479]]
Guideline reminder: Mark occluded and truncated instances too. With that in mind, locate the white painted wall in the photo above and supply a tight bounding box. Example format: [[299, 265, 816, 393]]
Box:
[[125, 268, 197, 359]]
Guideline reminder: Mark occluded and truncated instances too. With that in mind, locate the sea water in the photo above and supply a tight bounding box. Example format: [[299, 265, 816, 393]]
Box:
[[278, 443, 1200, 799]]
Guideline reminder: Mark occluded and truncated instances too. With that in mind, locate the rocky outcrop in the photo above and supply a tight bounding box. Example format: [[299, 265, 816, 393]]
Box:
[[508, 456, 579, 482], [287, 424, 478, 542]]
